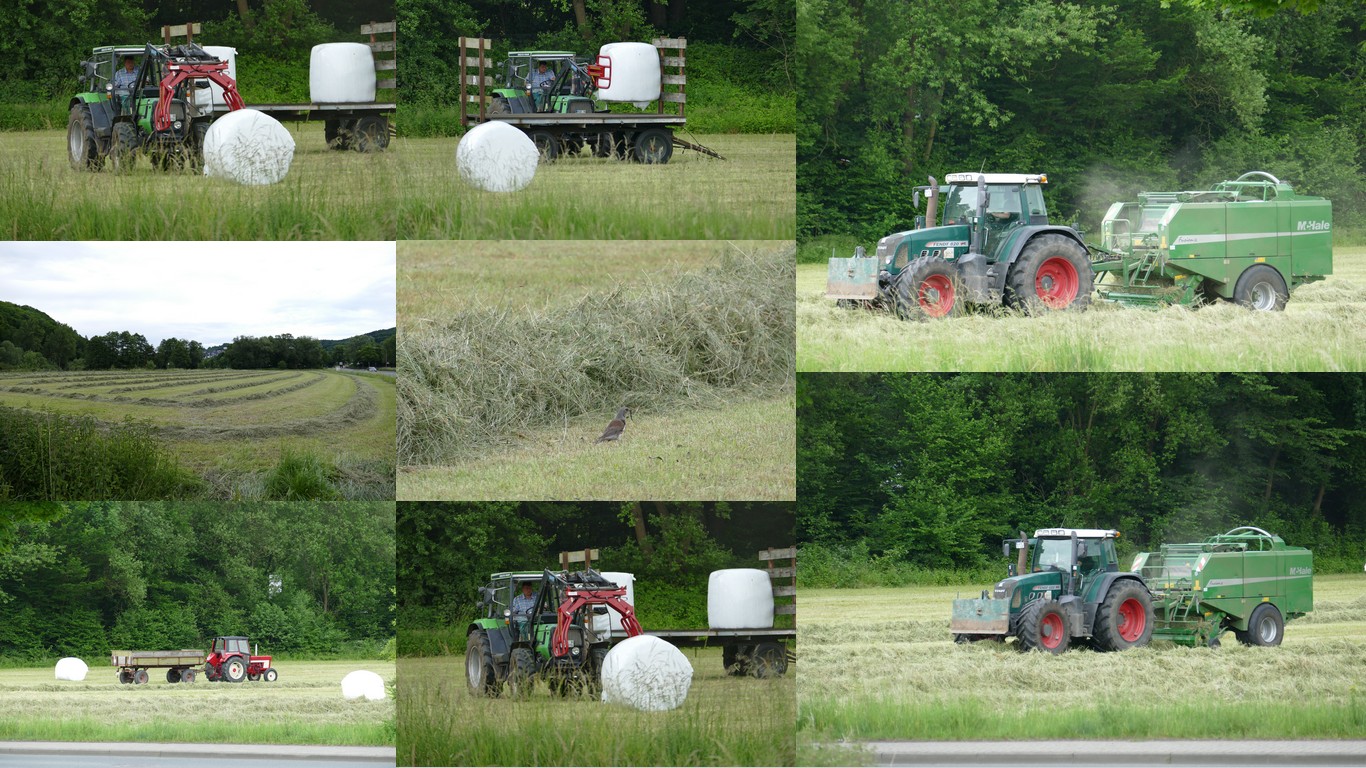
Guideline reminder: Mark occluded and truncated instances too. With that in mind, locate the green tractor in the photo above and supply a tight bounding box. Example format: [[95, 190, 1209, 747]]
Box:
[[465, 569, 640, 698], [69, 43, 243, 172], [828, 173, 1093, 318], [951, 528, 1154, 653], [488, 51, 602, 116]]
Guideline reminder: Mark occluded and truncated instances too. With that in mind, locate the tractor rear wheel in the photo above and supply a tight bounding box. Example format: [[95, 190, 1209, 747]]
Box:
[[465, 630, 499, 696], [222, 656, 248, 683], [1017, 600, 1070, 654], [1006, 234, 1093, 313], [530, 130, 559, 163], [68, 105, 103, 171], [1241, 603, 1285, 646], [507, 647, 536, 699], [749, 642, 788, 678], [1093, 580, 1154, 651], [632, 128, 673, 164], [894, 256, 963, 320], [1232, 265, 1288, 312]]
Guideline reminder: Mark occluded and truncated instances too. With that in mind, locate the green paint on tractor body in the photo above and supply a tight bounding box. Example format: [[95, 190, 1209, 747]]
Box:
[[489, 50, 604, 116], [1093, 172, 1332, 309], [1132, 526, 1313, 647]]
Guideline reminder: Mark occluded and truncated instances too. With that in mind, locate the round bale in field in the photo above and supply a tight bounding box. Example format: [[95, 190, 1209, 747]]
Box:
[[55, 657, 88, 681], [204, 109, 295, 186], [601, 634, 692, 712], [456, 122, 538, 193], [708, 569, 774, 629], [341, 670, 386, 701]]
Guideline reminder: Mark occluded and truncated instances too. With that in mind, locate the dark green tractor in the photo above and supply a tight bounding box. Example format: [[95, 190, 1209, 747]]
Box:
[[950, 528, 1154, 653], [69, 43, 243, 172], [465, 569, 640, 698]]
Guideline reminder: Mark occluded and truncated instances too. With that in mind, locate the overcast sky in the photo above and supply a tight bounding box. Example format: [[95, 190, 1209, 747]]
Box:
[[0, 242, 396, 346]]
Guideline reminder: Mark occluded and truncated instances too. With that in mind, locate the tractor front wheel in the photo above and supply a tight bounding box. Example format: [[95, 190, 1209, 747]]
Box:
[[1232, 265, 1288, 312], [1241, 603, 1285, 647], [893, 256, 963, 320], [586, 646, 609, 696], [632, 128, 673, 164], [1006, 234, 1093, 313], [68, 105, 103, 171], [507, 647, 536, 699], [465, 630, 499, 697], [263, 668, 278, 682], [1093, 580, 1154, 651], [749, 642, 788, 679], [108, 122, 138, 173], [1017, 600, 1070, 654], [222, 656, 248, 683]]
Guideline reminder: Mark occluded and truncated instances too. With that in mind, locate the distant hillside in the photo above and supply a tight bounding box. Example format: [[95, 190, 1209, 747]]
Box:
[[0, 301, 84, 368], [320, 328, 396, 351]]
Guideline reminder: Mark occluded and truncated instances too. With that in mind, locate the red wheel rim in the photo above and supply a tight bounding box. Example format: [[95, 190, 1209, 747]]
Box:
[[1118, 598, 1146, 642], [918, 274, 955, 317], [1040, 612, 1064, 649], [1035, 257, 1079, 308]]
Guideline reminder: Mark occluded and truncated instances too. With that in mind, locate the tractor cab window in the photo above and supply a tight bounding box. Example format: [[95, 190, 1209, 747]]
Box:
[[490, 580, 512, 612], [1033, 538, 1074, 571], [985, 185, 1022, 224], [1025, 185, 1047, 220], [228, 638, 248, 654], [940, 185, 981, 225], [1077, 539, 1106, 575]]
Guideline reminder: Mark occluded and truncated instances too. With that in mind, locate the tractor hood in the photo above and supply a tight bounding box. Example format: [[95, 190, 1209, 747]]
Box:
[[994, 570, 1066, 605], [877, 224, 972, 277]]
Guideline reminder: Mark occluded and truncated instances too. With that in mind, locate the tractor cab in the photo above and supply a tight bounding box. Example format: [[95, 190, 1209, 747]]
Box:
[[491, 51, 601, 114], [79, 45, 146, 110]]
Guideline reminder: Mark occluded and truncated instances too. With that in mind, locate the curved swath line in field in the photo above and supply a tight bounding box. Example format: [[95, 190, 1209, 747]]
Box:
[[52, 371, 262, 391], [174, 372, 324, 408], [103, 371, 276, 394], [106, 372, 305, 400], [0, 372, 313, 408], [155, 376, 379, 440]]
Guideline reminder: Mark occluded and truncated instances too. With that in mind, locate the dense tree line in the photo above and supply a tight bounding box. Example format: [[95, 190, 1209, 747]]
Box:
[[0, 302, 83, 371], [214, 334, 326, 370], [797, 0, 1366, 242], [322, 330, 396, 368], [799, 374, 1366, 572], [0, 502, 395, 661]]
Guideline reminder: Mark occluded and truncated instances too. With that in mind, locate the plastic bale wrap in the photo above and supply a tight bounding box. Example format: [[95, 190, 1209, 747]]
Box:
[[708, 569, 775, 629], [456, 122, 538, 193], [204, 110, 295, 186], [600, 635, 692, 712], [597, 42, 662, 108], [341, 670, 386, 701], [192, 46, 237, 110], [592, 571, 635, 636], [310, 43, 377, 103], [55, 657, 88, 681]]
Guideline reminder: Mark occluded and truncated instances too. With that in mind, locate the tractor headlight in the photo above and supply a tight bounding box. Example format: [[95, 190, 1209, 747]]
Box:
[[571, 646, 580, 656]]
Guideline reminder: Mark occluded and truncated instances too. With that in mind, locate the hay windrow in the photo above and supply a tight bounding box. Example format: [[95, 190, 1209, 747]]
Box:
[[398, 246, 796, 463], [0, 372, 323, 408], [157, 375, 379, 440]]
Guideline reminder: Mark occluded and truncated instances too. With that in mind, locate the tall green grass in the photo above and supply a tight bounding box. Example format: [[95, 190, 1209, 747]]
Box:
[[0, 406, 203, 500]]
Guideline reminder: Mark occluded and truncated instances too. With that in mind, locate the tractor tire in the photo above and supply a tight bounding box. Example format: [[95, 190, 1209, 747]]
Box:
[[1016, 600, 1070, 654], [181, 668, 197, 684], [631, 128, 673, 164], [507, 647, 536, 699], [586, 647, 609, 697], [1092, 580, 1154, 652], [326, 119, 353, 150], [893, 256, 964, 320], [723, 644, 750, 676], [108, 122, 138, 173], [465, 630, 499, 697], [68, 105, 104, 171], [133, 669, 149, 685], [351, 116, 390, 153], [166, 668, 182, 684], [488, 97, 510, 115], [1232, 265, 1288, 312], [1006, 234, 1093, 313], [749, 642, 788, 679], [530, 130, 559, 163], [118, 669, 133, 685], [222, 655, 248, 683], [1241, 603, 1285, 647], [263, 668, 278, 682]]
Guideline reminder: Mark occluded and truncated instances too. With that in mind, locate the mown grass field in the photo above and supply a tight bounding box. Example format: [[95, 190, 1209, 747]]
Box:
[[397, 241, 794, 500], [796, 247, 1366, 371], [0, 124, 396, 240], [0, 659, 394, 745], [399, 648, 794, 766], [798, 574, 1366, 764], [0, 368, 395, 499], [395, 133, 795, 239]]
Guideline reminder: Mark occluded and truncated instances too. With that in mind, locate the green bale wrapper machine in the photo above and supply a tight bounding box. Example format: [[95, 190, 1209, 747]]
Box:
[[1133, 526, 1313, 648]]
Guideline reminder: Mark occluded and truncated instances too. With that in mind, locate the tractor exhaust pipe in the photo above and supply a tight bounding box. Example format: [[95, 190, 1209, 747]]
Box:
[[925, 176, 939, 228]]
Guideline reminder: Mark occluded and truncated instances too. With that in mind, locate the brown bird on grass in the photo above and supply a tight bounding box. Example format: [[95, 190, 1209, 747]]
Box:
[[595, 407, 631, 443]]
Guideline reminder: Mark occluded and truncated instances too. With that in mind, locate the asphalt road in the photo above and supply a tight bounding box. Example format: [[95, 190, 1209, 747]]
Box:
[[865, 740, 1366, 767], [0, 742, 394, 768]]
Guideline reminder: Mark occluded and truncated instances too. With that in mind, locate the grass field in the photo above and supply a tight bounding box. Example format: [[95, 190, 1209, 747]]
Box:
[[797, 247, 1366, 371], [798, 574, 1366, 763], [0, 124, 396, 240], [0, 368, 395, 499], [398, 648, 794, 766], [0, 659, 394, 745], [394, 133, 795, 239]]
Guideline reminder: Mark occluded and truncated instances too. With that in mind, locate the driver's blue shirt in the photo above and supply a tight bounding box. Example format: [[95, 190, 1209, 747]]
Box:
[[529, 68, 554, 89], [511, 592, 537, 617], [112, 67, 138, 91]]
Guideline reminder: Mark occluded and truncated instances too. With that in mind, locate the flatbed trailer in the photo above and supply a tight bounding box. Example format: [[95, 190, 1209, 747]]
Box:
[[110, 649, 204, 685]]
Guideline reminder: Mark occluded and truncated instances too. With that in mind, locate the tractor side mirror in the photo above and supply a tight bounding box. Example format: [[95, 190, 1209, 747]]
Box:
[[913, 190, 922, 209]]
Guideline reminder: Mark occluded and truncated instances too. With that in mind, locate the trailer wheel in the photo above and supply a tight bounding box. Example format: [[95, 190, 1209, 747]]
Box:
[[1093, 580, 1154, 651], [222, 656, 248, 683], [632, 128, 673, 164], [1017, 600, 1070, 654], [507, 647, 536, 699], [530, 130, 559, 163], [118, 669, 133, 685], [133, 669, 149, 685], [182, 668, 197, 684], [1242, 603, 1285, 646], [166, 668, 182, 684], [1232, 265, 1288, 311], [1007, 234, 1093, 313], [352, 116, 390, 152], [465, 630, 499, 697], [326, 119, 353, 150], [723, 644, 750, 676], [894, 256, 963, 319], [68, 105, 104, 171], [750, 642, 788, 678]]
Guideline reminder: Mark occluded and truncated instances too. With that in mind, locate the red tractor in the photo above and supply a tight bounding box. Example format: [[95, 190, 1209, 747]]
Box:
[[203, 635, 278, 683]]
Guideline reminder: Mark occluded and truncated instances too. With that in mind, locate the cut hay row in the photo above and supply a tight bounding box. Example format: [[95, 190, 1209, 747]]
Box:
[[0, 370, 251, 387], [0, 372, 321, 409], [104, 371, 283, 393], [158, 375, 379, 440], [399, 247, 796, 464]]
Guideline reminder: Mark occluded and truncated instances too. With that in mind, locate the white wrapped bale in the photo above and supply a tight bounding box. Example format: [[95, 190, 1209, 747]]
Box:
[[597, 42, 662, 108], [600, 635, 691, 712], [591, 572, 636, 636], [340, 670, 386, 701], [192, 46, 237, 110], [203, 109, 295, 186], [55, 657, 88, 681], [310, 43, 377, 103], [456, 122, 538, 193], [708, 569, 775, 629]]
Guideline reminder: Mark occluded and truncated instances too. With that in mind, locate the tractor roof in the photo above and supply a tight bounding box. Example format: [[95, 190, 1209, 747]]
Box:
[[1034, 528, 1119, 539], [508, 51, 577, 59], [93, 45, 147, 56], [491, 570, 545, 581], [945, 172, 1048, 185]]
